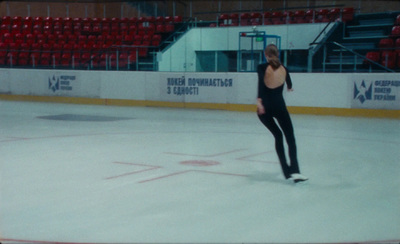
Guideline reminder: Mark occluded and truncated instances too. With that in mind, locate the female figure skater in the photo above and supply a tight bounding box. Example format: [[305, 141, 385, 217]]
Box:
[[257, 44, 308, 183]]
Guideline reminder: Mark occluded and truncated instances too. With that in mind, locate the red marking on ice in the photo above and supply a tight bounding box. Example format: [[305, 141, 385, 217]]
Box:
[[105, 148, 276, 183], [138, 169, 248, 184], [236, 150, 278, 164], [180, 160, 220, 166], [164, 148, 247, 157], [105, 161, 161, 180]]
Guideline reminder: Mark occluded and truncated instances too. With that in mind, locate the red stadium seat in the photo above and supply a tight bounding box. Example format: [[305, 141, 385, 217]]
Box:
[[395, 38, 400, 48], [41, 43, 52, 52], [20, 43, 30, 51], [128, 53, 137, 63], [138, 47, 148, 57], [395, 15, 400, 26], [230, 14, 239, 26], [39, 52, 51, 66], [390, 26, 400, 37], [99, 53, 108, 68], [271, 11, 284, 25], [63, 43, 74, 54], [18, 51, 30, 65], [380, 51, 396, 69], [11, 24, 21, 35], [305, 10, 316, 23], [80, 52, 91, 67], [51, 52, 61, 66], [379, 38, 394, 49], [263, 12, 272, 25], [165, 23, 174, 32], [3, 33, 13, 44], [240, 13, 251, 26], [2, 16, 12, 25], [151, 34, 161, 46], [142, 35, 151, 46], [61, 53, 72, 66], [7, 52, 17, 66], [0, 24, 10, 35], [29, 52, 40, 66], [174, 16, 182, 23], [0, 43, 8, 65], [156, 24, 166, 33], [23, 16, 32, 25], [109, 53, 118, 68], [155, 16, 164, 25], [219, 14, 230, 27], [14, 33, 24, 44], [22, 24, 32, 35], [111, 23, 120, 35], [118, 53, 128, 69], [12, 16, 23, 26], [316, 9, 329, 22], [328, 8, 341, 21], [78, 35, 87, 45], [397, 52, 400, 68], [120, 25, 128, 35], [293, 10, 306, 23], [250, 12, 262, 25], [164, 16, 173, 24], [36, 33, 46, 44], [364, 51, 380, 65], [123, 35, 134, 44], [342, 8, 354, 22], [33, 17, 43, 26], [133, 35, 142, 46], [71, 52, 82, 66], [283, 11, 294, 24]]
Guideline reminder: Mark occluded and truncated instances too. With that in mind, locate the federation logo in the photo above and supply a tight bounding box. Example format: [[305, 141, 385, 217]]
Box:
[[48, 75, 60, 92], [353, 80, 372, 104]]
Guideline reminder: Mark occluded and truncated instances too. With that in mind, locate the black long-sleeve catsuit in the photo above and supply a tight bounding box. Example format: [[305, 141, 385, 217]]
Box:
[[257, 62, 300, 179]]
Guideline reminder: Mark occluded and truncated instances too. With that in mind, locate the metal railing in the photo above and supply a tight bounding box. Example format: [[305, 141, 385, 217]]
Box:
[[0, 46, 157, 71]]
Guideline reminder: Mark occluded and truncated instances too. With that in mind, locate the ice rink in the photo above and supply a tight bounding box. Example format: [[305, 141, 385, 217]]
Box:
[[0, 100, 399, 244]]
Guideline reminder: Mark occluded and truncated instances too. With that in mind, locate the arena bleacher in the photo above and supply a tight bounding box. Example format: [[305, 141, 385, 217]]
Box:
[[0, 4, 399, 72], [0, 15, 183, 70]]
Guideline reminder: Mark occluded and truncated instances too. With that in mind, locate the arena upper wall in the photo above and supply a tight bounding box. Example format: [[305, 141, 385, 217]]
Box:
[[1, 1, 400, 19]]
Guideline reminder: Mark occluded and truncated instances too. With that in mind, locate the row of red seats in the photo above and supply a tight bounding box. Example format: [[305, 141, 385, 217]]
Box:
[[0, 19, 177, 36], [2, 52, 140, 69], [0, 42, 143, 68], [364, 50, 400, 69], [0, 15, 183, 26], [364, 14, 400, 69], [0, 31, 159, 65], [378, 37, 400, 49], [0, 23, 172, 36], [1, 32, 162, 46], [212, 7, 354, 27], [0, 15, 179, 69]]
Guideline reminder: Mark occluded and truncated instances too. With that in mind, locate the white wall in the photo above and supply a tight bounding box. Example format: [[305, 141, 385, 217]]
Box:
[[158, 23, 333, 72], [0, 69, 399, 111]]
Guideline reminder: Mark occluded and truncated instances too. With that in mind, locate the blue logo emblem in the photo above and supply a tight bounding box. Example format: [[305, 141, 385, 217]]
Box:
[[354, 80, 372, 104], [49, 75, 60, 92]]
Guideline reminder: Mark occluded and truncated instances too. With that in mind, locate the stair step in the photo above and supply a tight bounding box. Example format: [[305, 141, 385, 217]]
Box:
[[347, 23, 393, 30], [358, 18, 394, 26], [327, 58, 364, 65], [348, 29, 386, 37], [343, 35, 388, 41], [335, 43, 376, 50]]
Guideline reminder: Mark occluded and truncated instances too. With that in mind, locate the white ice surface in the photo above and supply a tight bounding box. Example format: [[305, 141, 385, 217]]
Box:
[[0, 101, 399, 243]]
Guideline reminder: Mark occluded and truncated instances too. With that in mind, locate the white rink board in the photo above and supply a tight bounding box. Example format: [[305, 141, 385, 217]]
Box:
[[0, 68, 399, 110]]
